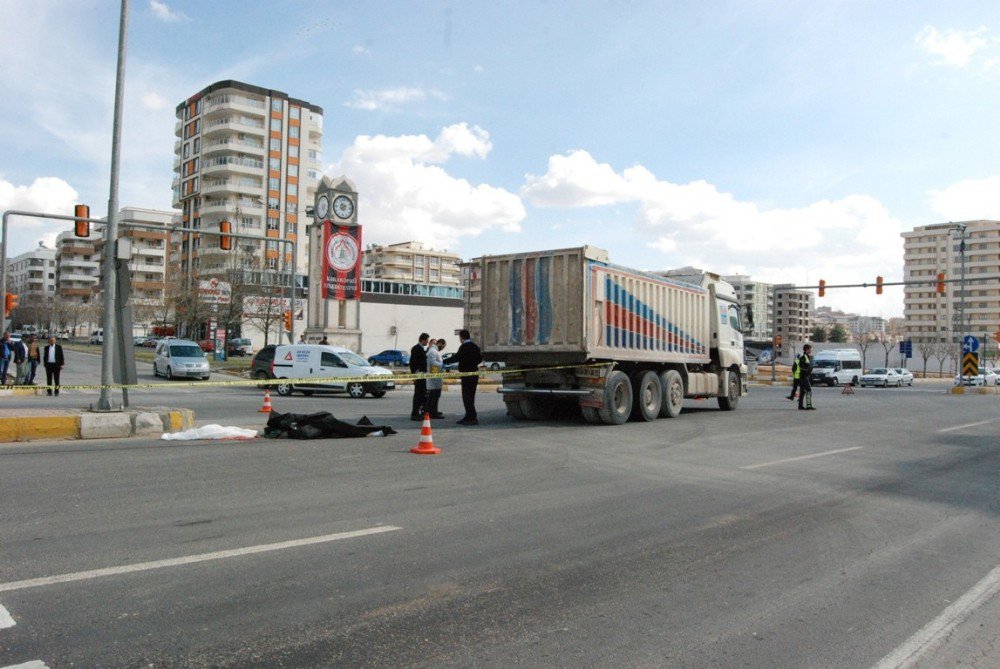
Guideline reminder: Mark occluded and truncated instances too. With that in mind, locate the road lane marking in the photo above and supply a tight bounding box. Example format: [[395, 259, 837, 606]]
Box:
[[937, 419, 994, 433], [0, 604, 14, 628], [0, 526, 401, 594], [741, 446, 864, 470], [872, 562, 1000, 669]]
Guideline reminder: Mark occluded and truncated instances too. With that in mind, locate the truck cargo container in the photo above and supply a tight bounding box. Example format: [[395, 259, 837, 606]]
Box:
[[479, 246, 747, 425]]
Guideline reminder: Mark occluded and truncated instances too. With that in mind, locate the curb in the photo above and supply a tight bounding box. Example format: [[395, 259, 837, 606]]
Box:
[[0, 408, 196, 443]]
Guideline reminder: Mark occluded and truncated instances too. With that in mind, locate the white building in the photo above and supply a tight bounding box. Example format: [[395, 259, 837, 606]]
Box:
[[723, 275, 773, 340], [7, 243, 57, 299], [363, 241, 461, 286]]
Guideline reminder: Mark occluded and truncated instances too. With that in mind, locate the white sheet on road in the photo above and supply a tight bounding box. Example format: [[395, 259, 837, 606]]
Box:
[[161, 424, 258, 441]]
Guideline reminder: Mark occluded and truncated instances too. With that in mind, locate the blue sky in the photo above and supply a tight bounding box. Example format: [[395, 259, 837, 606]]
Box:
[[3, 0, 1000, 317]]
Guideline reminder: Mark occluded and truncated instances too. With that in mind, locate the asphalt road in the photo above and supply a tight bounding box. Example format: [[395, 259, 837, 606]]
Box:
[[1, 361, 998, 668]]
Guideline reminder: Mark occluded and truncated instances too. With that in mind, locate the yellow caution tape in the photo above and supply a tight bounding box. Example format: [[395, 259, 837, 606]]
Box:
[[6, 362, 612, 392]]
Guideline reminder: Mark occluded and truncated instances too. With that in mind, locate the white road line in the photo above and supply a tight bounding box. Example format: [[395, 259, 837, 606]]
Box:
[[937, 419, 994, 433], [1, 662, 50, 669], [741, 446, 864, 470], [0, 526, 401, 594], [0, 604, 15, 628], [872, 562, 1000, 669]]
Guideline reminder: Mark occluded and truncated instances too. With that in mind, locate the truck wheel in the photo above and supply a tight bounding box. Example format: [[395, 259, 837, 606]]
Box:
[[630, 370, 662, 422], [519, 397, 552, 420], [598, 370, 632, 425], [658, 370, 683, 418], [506, 399, 527, 420], [580, 406, 602, 424], [718, 370, 741, 411]]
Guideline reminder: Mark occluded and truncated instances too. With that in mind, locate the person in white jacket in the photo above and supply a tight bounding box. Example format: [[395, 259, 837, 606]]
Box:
[[424, 338, 446, 419]]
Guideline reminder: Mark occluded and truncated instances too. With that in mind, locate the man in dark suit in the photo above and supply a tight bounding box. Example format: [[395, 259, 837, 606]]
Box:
[[454, 329, 483, 425], [43, 336, 65, 396], [409, 333, 429, 420]]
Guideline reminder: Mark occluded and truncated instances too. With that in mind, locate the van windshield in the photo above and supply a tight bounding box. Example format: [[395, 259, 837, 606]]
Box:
[[170, 345, 203, 358], [814, 360, 837, 368], [339, 351, 371, 367]]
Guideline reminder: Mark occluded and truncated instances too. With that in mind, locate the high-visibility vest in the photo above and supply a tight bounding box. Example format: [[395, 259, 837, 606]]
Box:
[[792, 360, 800, 380]]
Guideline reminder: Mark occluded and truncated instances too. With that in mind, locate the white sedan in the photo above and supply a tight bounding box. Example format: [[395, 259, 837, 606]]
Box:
[[954, 367, 1000, 387], [892, 368, 914, 386], [860, 368, 903, 387]]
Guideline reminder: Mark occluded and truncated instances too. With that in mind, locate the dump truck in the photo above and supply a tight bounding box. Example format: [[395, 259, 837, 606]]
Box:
[[477, 246, 747, 425]]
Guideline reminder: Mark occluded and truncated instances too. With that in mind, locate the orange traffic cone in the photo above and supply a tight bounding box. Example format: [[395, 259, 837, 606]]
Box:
[[258, 390, 273, 413], [410, 413, 441, 455]]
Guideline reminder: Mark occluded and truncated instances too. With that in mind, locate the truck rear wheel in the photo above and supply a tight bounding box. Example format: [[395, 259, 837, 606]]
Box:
[[580, 406, 601, 424], [718, 370, 740, 411], [630, 370, 662, 422], [506, 399, 527, 420], [598, 371, 632, 425], [519, 397, 552, 420], [658, 370, 684, 418]]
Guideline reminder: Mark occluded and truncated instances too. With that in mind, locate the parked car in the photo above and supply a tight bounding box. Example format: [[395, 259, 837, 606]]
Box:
[[134, 336, 148, 346], [143, 337, 160, 348], [367, 349, 410, 367], [251, 345, 277, 386], [860, 368, 903, 387], [892, 368, 914, 386], [441, 352, 459, 371], [227, 337, 253, 357], [153, 339, 211, 380], [480, 360, 506, 371], [89, 329, 103, 344], [954, 367, 1000, 387], [198, 339, 215, 353]]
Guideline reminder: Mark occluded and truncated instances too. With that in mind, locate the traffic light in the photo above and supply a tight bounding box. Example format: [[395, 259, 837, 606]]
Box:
[[74, 204, 90, 238], [4, 293, 19, 317], [937, 273, 946, 294], [283, 310, 293, 331], [875, 275, 884, 295], [219, 220, 233, 251], [818, 279, 826, 297]]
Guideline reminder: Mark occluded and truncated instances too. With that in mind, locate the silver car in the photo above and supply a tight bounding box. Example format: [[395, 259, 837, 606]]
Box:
[[153, 339, 211, 380]]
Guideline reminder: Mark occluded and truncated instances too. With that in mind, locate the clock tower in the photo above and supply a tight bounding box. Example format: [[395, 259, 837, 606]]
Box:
[[305, 175, 363, 351]]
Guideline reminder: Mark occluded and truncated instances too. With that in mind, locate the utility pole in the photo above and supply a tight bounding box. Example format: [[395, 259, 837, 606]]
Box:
[[97, 0, 129, 412]]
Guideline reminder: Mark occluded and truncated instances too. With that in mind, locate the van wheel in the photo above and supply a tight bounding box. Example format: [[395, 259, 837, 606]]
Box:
[[718, 371, 740, 411], [276, 382, 293, 396], [658, 370, 684, 418], [598, 371, 632, 425], [852, 376, 859, 386], [347, 382, 366, 399], [829, 378, 839, 387], [630, 370, 662, 422]]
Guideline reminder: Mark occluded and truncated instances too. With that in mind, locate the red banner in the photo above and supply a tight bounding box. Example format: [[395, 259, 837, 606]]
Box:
[[321, 223, 363, 300]]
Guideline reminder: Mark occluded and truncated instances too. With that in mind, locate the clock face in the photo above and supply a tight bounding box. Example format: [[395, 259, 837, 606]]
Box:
[[315, 194, 330, 220], [333, 195, 355, 219]]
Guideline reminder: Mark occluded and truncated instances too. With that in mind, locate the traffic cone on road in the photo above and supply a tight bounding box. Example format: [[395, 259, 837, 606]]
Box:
[[410, 413, 441, 455], [258, 390, 273, 413]]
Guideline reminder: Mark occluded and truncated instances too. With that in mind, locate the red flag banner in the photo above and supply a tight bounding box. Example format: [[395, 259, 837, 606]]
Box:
[[321, 224, 363, 300]]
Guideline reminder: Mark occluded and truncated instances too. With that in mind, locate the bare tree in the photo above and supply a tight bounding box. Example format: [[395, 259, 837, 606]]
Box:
[[916, 341, 934, 377], [931, 342, 952, 377], [854, 322, 878, 371]]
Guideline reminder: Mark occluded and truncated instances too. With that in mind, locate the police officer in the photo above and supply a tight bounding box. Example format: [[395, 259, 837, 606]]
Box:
[[787, 348, 800, 401], [798, 344, 815, 410]]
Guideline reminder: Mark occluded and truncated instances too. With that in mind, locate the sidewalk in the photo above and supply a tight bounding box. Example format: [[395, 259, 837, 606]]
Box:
[[0, 405, 196, 443]]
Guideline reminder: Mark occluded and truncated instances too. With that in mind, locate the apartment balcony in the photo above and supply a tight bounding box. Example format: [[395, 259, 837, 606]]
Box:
[[59, 271, 99, 282], [60, 287, 93, 297], [203, 95, 267, 118], [203, 138, 266, 157], [203, 118, 266, 138], [132, 280, 166, 291], [59, 257, 99, 270], [201, 161, 263, 178], [174, 119, 182, 137]]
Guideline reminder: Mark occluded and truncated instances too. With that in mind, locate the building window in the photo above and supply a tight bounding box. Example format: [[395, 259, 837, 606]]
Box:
[[290, 106, 300, 119], [269, 157, 280, 170], [271, 99, 282, 112], [183, 143, 190, 158], [286, 203, 297, 214], [268, 197, 279, 209], [289, 125, 299, 139], [193, 138, 200, 154], [287, 184, 297, 196], [287, 164, 298, 177], [288, 144, 299, 158], [269, 177, 280, 190]]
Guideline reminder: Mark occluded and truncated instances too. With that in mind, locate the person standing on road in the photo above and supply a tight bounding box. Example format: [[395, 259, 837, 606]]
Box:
[[26, 335, 41, 384], [424, 338, 446, 419], [43, 336, 65, 396], [409, 332, 429, 420], [798, 344, 815, 410], [0, 332, 12, 385], [12, 337, 29, 385], [319, 336, 329, 345], [455, 329, 483, 425], [787, 348, 800, 401]]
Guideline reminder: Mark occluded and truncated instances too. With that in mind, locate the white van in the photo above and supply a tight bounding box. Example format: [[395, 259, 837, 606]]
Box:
[[271, 344, 396, 398], [90, 329, 103, 345], [809, 348, 863, 387]]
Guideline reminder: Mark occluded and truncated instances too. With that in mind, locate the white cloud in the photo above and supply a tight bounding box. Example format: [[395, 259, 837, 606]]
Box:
[[928, 176, 1000, 220], [915, 25, 992, 67], [149, 0, 185, 22], [0, 177, 80, 255], [141, 91, 168, 110], [326, 125, 526, 249], [345, 87, 448, 112], [352, 45, 368, 54], [522, 150, 906, 315]]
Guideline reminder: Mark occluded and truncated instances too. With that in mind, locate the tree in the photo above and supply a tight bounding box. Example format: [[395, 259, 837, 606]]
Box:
[[916, 341, 934, 377], [829, 324, 849, 343], [811, 325, 828, 343], [931, 342, 952, 377], [877, 330, 898, 367]]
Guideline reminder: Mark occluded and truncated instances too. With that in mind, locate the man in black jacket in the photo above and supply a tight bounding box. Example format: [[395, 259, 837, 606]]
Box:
[[409, 333, 429, 420], [43, 336, 65, 396], [454, 329, 483, 425], [797, 344, 814, 410]]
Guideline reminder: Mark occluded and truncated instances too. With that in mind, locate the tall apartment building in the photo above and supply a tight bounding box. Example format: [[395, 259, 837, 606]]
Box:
[[774, 284, 814, 351], [8, 244, 57, 299], [722, 275, 772, 340], [173, 81, 323, 278], [96, 207, 175, 309], [362, 241, 461, 286], [55, 225, 103, 303], [902, 220, 1000, 343]]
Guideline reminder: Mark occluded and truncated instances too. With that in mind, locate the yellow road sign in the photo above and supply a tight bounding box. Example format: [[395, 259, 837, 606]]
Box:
[[963, 352, 979, 376]]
